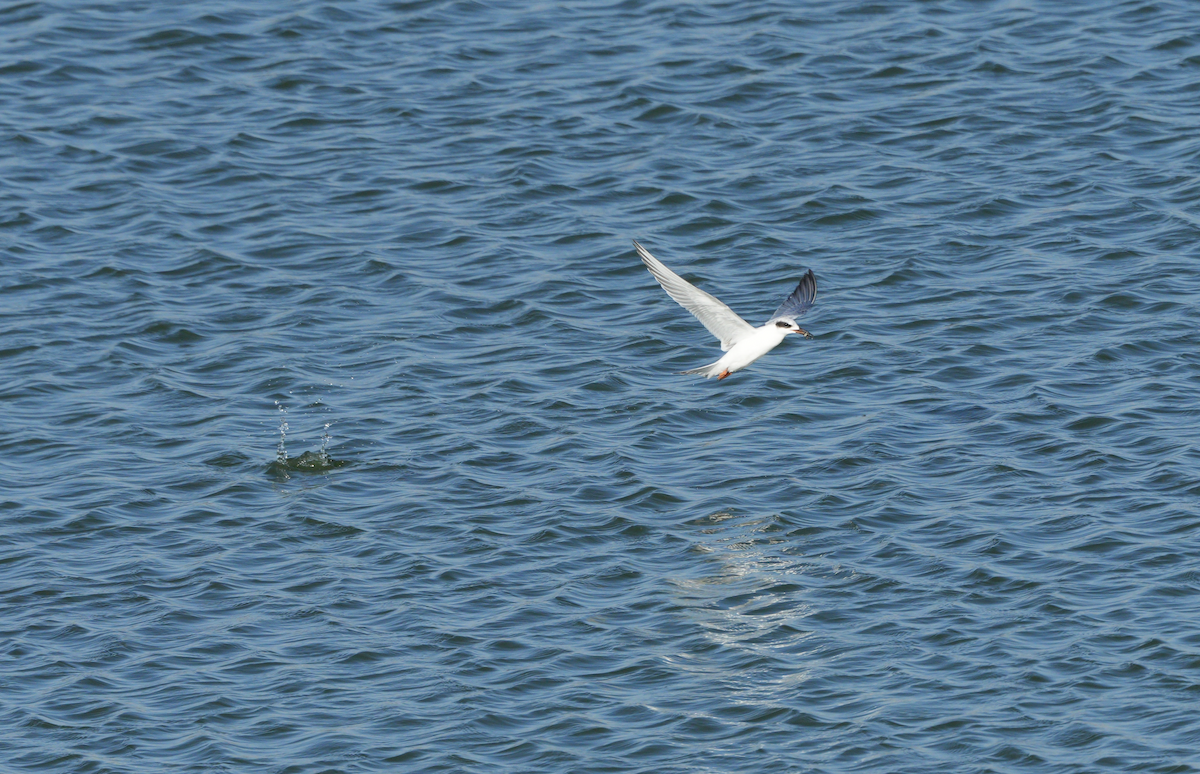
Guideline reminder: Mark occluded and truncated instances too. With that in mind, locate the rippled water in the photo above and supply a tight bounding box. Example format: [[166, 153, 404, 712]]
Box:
[[5, 1, 1200, 771]]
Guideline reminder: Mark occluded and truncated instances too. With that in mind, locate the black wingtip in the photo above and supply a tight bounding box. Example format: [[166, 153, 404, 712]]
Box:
[[768, 268, 817, 321]]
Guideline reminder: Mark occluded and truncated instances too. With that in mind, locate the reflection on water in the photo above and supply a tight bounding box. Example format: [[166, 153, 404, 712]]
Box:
[[673, 512, 817, 697]]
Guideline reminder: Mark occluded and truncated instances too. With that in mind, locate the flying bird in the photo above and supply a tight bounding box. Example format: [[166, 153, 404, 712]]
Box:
[[634, 240, 816, 380]]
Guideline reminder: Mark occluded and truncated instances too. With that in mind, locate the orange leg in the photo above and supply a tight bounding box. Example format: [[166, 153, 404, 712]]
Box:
[[717, 369, 731, 380]]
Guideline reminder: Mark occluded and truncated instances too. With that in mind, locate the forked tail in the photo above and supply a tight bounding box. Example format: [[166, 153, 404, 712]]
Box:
[[679, 361, 724, 379]]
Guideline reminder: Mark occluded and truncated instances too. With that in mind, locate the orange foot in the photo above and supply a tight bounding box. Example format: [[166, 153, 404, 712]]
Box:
[[717, 369, 731, 380]]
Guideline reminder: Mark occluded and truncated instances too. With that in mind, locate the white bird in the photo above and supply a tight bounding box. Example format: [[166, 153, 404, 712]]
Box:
[[634, 240, 816, 380]]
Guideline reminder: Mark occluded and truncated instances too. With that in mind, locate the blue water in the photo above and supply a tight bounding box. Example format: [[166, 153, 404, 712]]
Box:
[[4, 1, 1200, 772]]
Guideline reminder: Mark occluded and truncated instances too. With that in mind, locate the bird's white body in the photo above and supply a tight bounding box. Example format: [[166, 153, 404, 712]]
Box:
[[687, 323, 793, 379], [633, 240, 816, 380]]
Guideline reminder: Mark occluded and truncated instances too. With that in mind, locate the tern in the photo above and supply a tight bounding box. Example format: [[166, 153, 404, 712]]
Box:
[[634, 240, 816, 380]]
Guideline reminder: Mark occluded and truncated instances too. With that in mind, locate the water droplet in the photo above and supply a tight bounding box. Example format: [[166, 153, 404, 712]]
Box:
[[275, 402, 290, 474]]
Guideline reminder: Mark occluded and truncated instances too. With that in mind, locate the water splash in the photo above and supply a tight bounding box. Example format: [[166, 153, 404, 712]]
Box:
[[318, 421, 333, 466], [275, 401, 289, 463], [269, 403, 346, 478], [273, 401, 291, 479]]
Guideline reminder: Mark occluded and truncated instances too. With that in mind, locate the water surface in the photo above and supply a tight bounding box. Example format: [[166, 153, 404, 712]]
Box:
[[4, 1, 1200, 772]]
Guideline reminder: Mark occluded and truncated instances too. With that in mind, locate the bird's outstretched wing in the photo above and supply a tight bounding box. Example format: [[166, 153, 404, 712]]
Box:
[[634, 240, 755, 352], [768, 269, 816, 322]]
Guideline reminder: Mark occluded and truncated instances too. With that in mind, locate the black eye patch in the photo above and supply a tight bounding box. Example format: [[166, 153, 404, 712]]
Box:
[[775, 321, 792, 328]]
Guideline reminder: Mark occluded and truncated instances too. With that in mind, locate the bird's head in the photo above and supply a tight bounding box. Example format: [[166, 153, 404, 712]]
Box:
[[772, 318, 813, 339]]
